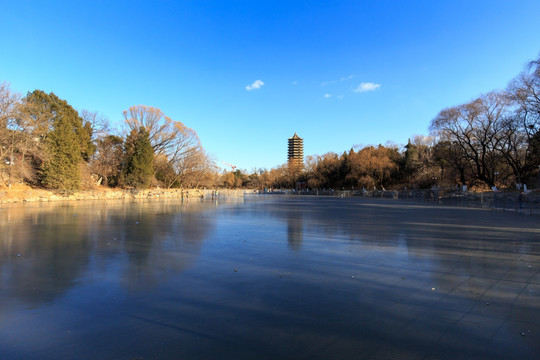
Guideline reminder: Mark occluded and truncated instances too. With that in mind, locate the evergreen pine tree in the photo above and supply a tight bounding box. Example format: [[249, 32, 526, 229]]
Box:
[[402, 139, 422, 181], [123, 127, 154, 188], [25, 90, 90, 191], [41, 111, 82, 190]]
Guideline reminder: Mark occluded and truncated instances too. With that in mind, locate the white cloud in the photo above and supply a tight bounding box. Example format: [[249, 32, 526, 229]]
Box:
[[246, 80, 264, 91], [322, 75, 355, 87], [353, 82, 381, 93], [292, 81, 298, 85], [324, 93, 332, 98], [340, 75, 355, 82]]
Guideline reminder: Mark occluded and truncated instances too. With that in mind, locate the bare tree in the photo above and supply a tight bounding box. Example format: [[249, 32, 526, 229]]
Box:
[[504, 54, 540, 183], [122, 105, 215, 188], [496, 111, 534, 186], [157, 148, 216, 189], [90, 135, 124, 186], [431, 92, 510, 188], [0, 82, 21, 185], [122, 105, 180, 157], [432, 140, 474, 187], [80, 109, 110, 140], [0, 82, 19, 125], [508, 55, 540, 125]]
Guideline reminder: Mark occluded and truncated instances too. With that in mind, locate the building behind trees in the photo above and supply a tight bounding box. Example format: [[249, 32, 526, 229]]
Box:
[[1, 53, 539, 192]]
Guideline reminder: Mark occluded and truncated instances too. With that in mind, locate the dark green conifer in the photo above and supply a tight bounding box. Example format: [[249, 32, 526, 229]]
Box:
[[123, 127, 154, 188], [25, 90, 91, 191]]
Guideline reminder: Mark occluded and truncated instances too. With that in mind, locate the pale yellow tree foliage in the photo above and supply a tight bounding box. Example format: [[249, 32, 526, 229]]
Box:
[[347, 146, 397, 188]]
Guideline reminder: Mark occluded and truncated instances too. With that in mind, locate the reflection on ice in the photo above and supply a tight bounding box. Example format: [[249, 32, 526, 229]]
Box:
[[0, 196, 539, 359], [0, 200, 216, 304]]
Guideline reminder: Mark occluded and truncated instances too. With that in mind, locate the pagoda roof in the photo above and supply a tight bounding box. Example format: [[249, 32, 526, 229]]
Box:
[[289, 132, 302, 140]]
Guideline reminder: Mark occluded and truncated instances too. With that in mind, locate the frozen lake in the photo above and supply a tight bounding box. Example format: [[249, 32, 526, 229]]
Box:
[[1, 196, 539, 359]]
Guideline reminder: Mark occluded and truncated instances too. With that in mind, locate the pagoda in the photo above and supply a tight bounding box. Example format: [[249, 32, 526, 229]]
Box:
[[288, 133, 304, 171]]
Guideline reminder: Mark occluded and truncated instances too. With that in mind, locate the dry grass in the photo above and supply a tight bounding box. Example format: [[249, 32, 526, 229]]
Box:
[[0, 184, 213, 203], [0, 184, 50, 199]]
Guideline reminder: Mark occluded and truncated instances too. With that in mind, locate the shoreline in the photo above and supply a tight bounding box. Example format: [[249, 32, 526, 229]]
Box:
[[1, 187, 537, 216], [0, 187, 247, 204]]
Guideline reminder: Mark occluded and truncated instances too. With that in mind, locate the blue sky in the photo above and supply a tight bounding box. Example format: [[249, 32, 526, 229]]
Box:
[[1, 1, 539, 171]]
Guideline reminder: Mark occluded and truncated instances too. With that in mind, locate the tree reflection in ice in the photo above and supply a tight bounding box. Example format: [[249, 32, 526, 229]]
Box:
[[0, 200, 216, 306]]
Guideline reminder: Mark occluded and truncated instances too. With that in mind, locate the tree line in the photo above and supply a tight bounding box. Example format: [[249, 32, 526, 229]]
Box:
[[228, 54, 540, 191], [0, 89, 216, 191], [0, 54, 538, 192]]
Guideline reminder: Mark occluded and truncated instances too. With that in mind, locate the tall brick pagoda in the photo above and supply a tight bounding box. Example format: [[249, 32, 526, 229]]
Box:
[[288, 133, 304, 171]]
